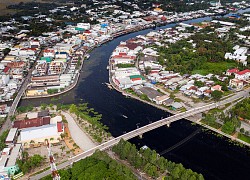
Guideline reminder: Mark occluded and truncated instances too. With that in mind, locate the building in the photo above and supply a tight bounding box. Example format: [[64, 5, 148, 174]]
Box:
[[229, 78, 244, 90], [36, 62, 48, 76], [49, 62, 65, 75], [0, 144, 22, 176], [13, 117, 51, 129], [5, 128, 18, 144], [226, 68, 239, 76], [19, 124, 64, 148], [235, 69, 250, 80]]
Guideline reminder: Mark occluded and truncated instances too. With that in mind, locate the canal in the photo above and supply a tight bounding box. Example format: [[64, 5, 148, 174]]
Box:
[[19, 9, 250, 180]]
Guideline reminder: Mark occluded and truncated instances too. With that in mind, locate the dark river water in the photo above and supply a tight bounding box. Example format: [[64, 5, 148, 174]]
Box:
[[19, 9, 250, 180]]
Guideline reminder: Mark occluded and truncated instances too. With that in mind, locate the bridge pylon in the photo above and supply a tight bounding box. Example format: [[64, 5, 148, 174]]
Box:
[[166, 122, 171, 127], [139, 134, 143, 139]]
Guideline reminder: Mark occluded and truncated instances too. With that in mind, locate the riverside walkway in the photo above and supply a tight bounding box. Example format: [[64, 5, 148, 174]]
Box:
[[30, 89, 250, 180]]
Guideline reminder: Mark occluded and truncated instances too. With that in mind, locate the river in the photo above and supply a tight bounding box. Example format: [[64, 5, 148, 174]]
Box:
[[19, 8, 250, 180]]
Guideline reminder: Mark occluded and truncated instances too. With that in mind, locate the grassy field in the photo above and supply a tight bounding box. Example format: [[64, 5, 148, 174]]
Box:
[[192, 61, 237, 75], [238, 133, 250, 144]]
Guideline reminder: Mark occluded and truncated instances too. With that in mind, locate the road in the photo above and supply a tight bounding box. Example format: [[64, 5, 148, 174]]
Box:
[[61, 111, 97, 151], [0, 49, 44, 135], [30, 89, 250, 180], [0, 70, 32, 135]]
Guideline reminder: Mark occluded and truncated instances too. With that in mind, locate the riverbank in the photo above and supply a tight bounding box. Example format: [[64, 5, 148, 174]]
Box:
[[60, 111, 97, 151], [17, 8, 244, 100]]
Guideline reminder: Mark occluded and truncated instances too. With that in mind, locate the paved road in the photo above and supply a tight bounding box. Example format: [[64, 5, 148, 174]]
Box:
[[0, 49, 43, 135], [30, 89, 250, 180], [0, 70, 32, 135], [61, 111, 96, 151]]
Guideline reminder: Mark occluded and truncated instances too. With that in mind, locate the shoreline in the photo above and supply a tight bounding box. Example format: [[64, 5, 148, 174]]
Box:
[[5, 7, 250, 101], [109, 66, 250, 147], [18, 10, 231, 100]]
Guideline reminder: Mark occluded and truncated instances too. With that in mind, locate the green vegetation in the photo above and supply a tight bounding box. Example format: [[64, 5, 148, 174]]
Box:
[[221, 115, 240, 135], [41, 151, 136, 180], [116, 64, 135, 68], [0, 130, 9, 151], [156, 30, 239, 75], [113, 139, 204, 180], [211, 90, 223, 101], [231, 98, 250, 120], [17, 105, 33, 113], [17, 152, 44, 174], [238, 133, 250, 144], [201, 111, 222, 129], [47, 89, 59, 94], [57, 103, 109, 143], [140, 94, 150, 101]]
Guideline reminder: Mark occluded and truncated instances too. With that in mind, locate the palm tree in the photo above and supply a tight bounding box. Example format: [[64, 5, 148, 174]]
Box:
[[60, 146, 66, 152]]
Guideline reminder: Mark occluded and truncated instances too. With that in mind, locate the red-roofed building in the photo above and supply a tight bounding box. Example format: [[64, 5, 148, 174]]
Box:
[[3, 67, 10, 74], [43, 49, 55, 57], [226, 68, 239, 76], [211, 85, 222, 91], [112, 54, 136, 65], [235, 69, 250, 80]]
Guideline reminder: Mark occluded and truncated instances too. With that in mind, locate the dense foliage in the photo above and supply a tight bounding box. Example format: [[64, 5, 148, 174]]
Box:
[[41, 151, 136, 180], [17, 105, 33, 113], [231, 98, 250, 120], [113, 139, 204, 180], [47, 89, 59, 94], [0, 130, 9, 151], [157, 30, 238, 75], [17, 152, 44, 174]]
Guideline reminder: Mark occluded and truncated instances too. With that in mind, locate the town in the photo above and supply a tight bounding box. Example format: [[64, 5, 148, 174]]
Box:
[[0, 0, 249, 180]]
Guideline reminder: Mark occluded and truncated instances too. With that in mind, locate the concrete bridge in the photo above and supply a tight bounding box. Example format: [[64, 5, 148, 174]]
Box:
[[30, 89, 249, 180]]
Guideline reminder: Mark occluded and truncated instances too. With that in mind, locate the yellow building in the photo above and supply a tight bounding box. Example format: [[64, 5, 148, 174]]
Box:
[[154, 7, 163, 12]]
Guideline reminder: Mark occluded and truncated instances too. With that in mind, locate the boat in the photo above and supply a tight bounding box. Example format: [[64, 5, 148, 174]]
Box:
[[105, 83, 113, 90], [106, 66, 109, 70], [84, 54, 90, 60], [122, 115, 128, 118]]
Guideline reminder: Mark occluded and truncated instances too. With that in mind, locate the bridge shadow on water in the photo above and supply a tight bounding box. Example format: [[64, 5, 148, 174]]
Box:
[[129, 120, 250, 180]]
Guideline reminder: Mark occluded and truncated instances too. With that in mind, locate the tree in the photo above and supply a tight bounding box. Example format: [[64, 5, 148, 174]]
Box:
[[60, 146, 66, 152], [3, 48, 10, 56], [69, 104, 77, 114], [211, 90, 223, 101], [240, 128, 245, 133], [145, 66, 151, 75], [194, 80, 204, 88]]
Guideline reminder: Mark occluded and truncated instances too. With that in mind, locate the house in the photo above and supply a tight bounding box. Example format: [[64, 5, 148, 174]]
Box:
[[162, 98, 174, 106], [43, 49, 55, 57], [112, 54, 136, 64], [226, 68, 239, 76], [0, 104, 9, 116], [155, 94, 170, 105], [211, 85, 222, 91], [171, 102, 183, 110], [229, 78, 244, 90], [235, 69, 250, 80], [0, 143, 22, 176], [5, 128, 18, 144], [137, 87, 163, 101]]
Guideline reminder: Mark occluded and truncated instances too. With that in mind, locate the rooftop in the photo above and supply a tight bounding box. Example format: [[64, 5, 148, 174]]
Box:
[[5, 128, 17, 143]]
